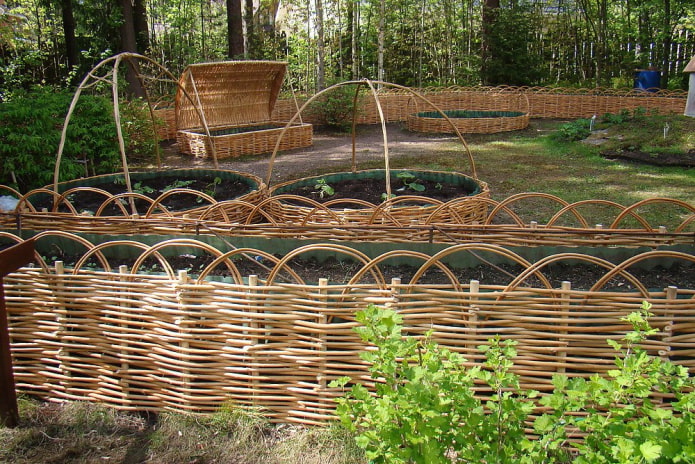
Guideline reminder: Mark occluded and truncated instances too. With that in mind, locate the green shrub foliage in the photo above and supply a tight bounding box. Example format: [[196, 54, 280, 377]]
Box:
[[0, 87, 156, 192], [332, 303, 695, 463]]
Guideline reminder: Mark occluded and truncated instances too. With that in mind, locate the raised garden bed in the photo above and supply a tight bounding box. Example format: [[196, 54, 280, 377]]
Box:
[[26, 168, 264, 220], [407, 109, 530, 134], [268, 169, 489, 225]]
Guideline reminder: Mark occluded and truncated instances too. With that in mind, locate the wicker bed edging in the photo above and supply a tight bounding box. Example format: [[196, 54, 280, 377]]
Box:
[[5, 236, 694, 424]]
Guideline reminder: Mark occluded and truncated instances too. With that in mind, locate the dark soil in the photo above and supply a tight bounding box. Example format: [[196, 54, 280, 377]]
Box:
[[279, 175, 476, 205], [32, 174, 252, 215], [42, 251, 695, 291], [601, 148, 695, 167]]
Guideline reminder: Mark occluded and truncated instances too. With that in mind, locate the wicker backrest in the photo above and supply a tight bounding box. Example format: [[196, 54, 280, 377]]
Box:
[[176, 61, 287, 131]]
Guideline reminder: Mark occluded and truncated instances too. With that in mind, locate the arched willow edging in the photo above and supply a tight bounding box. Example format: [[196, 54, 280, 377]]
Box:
[[3, 233, 694, 424], [2, 183, 693, 247], [266, 79, 490, 226], [41, 168, 265, 222]]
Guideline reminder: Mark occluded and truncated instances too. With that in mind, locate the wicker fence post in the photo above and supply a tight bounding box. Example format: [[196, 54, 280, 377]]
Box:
[[54, 261, 71, 395], [118, 265, 130, 397], [661, 286, 678, 362], [317, 278, 329, 417], [247, 274, 260, 406], [558, 281, 571, 374]]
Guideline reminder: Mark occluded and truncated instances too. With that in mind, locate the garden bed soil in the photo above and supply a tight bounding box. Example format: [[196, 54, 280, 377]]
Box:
[[40, 251, 695, 291], [33, 174, 252, 215], [279, 175, 475, 205]]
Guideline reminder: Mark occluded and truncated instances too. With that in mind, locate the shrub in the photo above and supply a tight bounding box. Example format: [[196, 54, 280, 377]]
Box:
[[0, 87, 157, 192], [552, 118, 591, 142], [311, 82, 362, 132], [332, 303, 694, 463]]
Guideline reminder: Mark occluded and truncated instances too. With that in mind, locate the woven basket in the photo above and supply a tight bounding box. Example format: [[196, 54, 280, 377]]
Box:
[[265, 80, 490, 226], [407, 89, 530, 134], [38, 168, 265, 221], [175, 61, 312, 161]]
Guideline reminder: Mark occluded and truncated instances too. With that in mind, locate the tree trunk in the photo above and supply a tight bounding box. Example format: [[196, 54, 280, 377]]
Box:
[[377, 0, 384, 83], [315, 0, 325, 89], [481, 0, 499, 85], [133, 0, 149, 52], [59, 0, 79, 74], [227, 0, 244, 57], [244, 0, 254, 57], [661, 0, 671, 88], [118, 0, 146, 98]]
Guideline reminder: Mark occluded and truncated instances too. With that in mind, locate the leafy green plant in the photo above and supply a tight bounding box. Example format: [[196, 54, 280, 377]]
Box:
[[311, 83, 361, 132], [552, 118, 592, 142], [314, 178, 335, 198], [0, 87, 158, 192], [330, 305, 543, 464], [396, 172, 425, 193], [204, 176, 223, 198], [536, 301, 695, 464], [332, 303, 693, 463]]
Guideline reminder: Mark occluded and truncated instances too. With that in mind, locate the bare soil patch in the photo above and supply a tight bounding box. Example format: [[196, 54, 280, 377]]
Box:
[[600, 148, 695, 167]]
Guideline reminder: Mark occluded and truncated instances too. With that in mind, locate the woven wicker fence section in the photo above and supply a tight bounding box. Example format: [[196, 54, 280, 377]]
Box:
[[2, 192, 693, 247], [5, 242, 695, 424], [268, 86, 687, 128]]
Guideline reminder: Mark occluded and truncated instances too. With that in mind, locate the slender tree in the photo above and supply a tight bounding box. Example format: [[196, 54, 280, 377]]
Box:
[[59, 0, 78, 73], [118, 0, 145, 97], [315, 0, 325, 88], [227, 0, 244, 57]]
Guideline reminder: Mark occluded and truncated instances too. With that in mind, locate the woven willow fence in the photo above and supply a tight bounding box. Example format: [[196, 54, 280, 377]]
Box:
[[3, 233, 695, 423], [267, 85, 687, 128], [2, 186, 693, 248]]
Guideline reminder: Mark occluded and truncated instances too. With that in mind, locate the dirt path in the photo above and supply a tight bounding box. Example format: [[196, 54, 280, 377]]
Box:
[[159, 124, 463, 185]]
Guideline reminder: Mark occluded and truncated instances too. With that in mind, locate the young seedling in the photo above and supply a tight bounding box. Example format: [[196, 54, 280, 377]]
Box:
[[314, 178, 335, 198], [396, 172, 425, 192]]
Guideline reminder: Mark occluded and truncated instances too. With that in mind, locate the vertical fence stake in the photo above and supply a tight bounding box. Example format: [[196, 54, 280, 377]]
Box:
[[248, 275, 259, 406], [558, 281, 571, 374], [0, 239, 35, 427], [317, 278, 329, 418], [55, 261, 71, 394], [661, 286, 678, 362]]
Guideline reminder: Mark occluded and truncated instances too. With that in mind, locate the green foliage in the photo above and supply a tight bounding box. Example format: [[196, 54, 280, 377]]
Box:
[[0, 88, 157, 192], [330, 305, 543, 464], [481, 4, 547, 86], [396, 172, 425, 192], [552, 118, 592, 142], [332, 303, 694, 463], [538, 301, 695, 464], [314, 178, 335, 198], [311, 83, 360, 132]]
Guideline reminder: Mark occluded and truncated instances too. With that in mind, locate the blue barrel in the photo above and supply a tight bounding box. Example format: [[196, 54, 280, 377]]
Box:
[[634, 70, 661, 92]]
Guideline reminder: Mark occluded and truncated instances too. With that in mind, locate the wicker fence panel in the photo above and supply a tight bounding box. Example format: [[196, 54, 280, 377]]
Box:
[[261, 86, 687, 132], [4, 237, 695, 423], [2, 192, 693, 248]]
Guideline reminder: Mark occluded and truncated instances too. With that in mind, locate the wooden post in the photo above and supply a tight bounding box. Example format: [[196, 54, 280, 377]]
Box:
[[0, 238, 36, 427]]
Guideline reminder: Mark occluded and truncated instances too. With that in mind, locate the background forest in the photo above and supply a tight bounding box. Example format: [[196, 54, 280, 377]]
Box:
[[0, 0, 694, 99]]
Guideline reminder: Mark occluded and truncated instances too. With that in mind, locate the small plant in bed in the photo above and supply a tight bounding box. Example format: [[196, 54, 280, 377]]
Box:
[[280, 170, 478, 206], [35, 173, 252, 215]]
